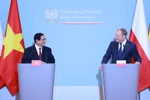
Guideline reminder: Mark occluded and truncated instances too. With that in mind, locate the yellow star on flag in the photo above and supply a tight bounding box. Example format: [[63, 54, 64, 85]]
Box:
[[3, 24, 24, 58]]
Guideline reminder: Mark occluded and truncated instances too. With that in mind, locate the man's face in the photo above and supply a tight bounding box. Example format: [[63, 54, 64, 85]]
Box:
[[36, 35, 46, 47], [115, 30, 126, 43]]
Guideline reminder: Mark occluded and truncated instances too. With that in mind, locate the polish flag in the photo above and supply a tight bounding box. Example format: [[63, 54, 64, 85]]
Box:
[[129, 0, 150, 92], [116, 60, 126, 67]]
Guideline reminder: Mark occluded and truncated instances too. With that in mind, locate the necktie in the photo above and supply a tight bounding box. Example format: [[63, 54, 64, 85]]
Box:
[[39, 48, 42, 60], [118, 43, 122, 58]]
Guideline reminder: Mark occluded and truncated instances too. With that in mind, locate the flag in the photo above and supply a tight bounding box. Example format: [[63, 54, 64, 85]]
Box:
[[129, 0, 150, 92], [32, 60, 41, 66], [0, 0, 25, 96], [0, 21, 5, 88]]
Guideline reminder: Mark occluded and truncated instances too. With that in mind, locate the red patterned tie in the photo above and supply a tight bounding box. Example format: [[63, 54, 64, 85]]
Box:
[[39, 48, 42, 60]]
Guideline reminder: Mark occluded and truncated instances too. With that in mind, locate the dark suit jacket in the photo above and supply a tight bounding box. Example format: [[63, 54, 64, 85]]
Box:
[[101, 40, 141, 63], [21, 45, 55, 63]]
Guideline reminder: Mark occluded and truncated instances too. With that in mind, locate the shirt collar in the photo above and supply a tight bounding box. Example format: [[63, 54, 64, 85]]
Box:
[[35, 44, 42, 51], [121, 38, 127, 46]]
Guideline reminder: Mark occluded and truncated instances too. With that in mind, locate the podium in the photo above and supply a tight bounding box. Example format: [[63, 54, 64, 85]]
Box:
[[102, 64, 140, 100], [18, 64, 55, 100]]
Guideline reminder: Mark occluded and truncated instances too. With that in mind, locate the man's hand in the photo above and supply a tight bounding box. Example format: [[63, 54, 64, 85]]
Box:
[[41, 61, 46, 64], [135, 62, 140, 64], [99, 65, 102, 71]]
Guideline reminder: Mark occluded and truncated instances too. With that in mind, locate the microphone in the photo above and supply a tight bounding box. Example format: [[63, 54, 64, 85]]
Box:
[[27, 47, 34, 63], [45, 50, 47, 63], [123, 44, 130, 63]]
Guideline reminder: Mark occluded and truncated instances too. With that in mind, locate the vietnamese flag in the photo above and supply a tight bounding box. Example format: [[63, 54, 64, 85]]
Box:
[[0, 0, 25, 95], [129, 0, 150, 92]]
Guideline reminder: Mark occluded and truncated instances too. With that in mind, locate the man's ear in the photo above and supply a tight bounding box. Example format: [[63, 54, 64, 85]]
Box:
[[36, 39, 38, 43]]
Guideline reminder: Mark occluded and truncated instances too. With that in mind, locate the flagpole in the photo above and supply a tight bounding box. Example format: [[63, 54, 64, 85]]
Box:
[[15, 93, 20, 100], [137, 93, 140, 100], [97, 70, 104, 100]]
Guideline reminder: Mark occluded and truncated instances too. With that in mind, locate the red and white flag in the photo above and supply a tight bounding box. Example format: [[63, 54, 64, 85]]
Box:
[[129, 0, 150, 92]]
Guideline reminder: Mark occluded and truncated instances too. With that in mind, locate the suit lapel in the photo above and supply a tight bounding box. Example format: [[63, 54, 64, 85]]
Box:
[[33, 45, 40, 60], [120, 40, 130, 60], [123, 40, 130, 53], [115, 42, 119, 59], [42, 46, 46, 61]]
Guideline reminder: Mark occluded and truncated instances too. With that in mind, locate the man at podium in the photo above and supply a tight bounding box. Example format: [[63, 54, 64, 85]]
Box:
[[100, 28, 141, 68], [21, 32, 55, 63]]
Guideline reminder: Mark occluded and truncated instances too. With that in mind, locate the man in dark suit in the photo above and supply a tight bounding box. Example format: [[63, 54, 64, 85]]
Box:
[[100, 28, 141, 68], [21, 32, 55, 63]]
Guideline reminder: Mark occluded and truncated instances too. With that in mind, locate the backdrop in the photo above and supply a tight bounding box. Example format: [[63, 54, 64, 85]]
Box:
[[0, 0, 150, 100]]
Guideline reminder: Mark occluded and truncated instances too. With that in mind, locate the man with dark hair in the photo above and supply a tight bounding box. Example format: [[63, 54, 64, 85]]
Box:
[[21, 32, 55, 63], [100, 28, 141, 69]]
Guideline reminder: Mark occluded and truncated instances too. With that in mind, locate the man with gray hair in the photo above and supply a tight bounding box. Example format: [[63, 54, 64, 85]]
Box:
[[100, 28, 141, 68]]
